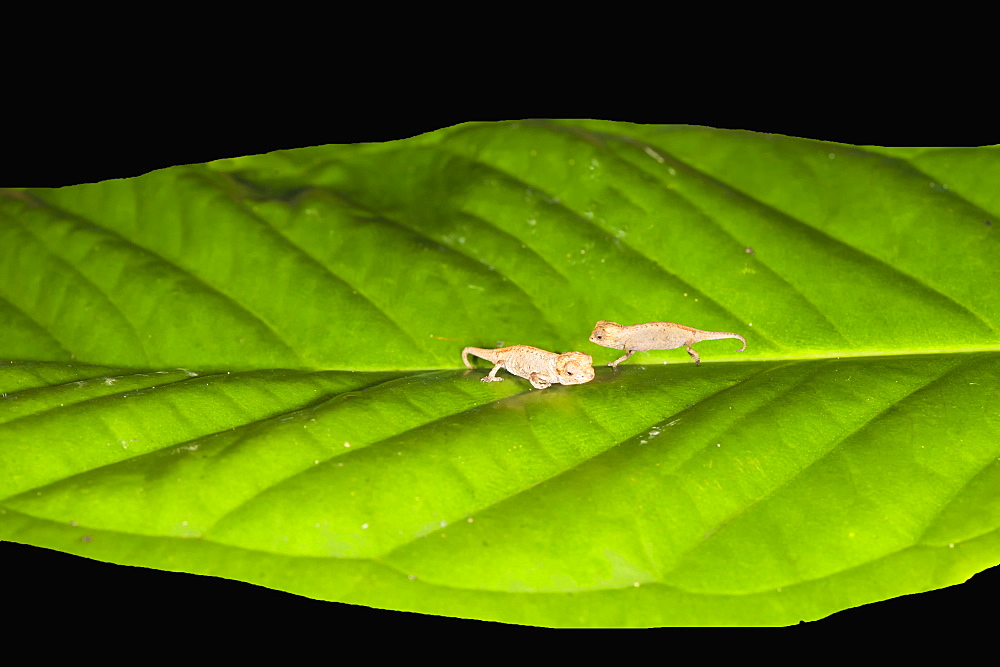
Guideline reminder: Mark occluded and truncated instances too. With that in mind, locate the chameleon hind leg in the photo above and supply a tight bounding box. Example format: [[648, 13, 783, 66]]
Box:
[[482, 362, 505, 383], [684, 344, 701, 365]]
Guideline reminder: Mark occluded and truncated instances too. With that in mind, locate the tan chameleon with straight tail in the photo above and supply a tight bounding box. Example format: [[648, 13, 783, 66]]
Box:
[[462, 345, 595, 389], [589, 320, 746, 368]]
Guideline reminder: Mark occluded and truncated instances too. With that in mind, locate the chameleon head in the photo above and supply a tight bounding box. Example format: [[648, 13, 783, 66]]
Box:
[[554, 351, 595, 385], [589, 320, 624, 348]]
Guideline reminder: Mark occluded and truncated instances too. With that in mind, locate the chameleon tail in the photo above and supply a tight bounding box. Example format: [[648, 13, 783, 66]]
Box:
[[461, 347, 486, 369], [698, 331, 747, 352]]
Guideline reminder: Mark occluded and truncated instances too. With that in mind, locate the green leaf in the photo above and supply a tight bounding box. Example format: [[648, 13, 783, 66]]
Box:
[[2, 121, 998, 627]]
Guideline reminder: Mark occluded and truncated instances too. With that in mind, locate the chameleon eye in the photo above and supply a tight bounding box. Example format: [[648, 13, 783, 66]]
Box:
[[596, 335, 603, 340]]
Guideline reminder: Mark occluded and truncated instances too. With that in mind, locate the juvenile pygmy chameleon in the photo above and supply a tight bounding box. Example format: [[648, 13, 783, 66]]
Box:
[[589, 320, 746, 368], [462, 345, 595, 389]]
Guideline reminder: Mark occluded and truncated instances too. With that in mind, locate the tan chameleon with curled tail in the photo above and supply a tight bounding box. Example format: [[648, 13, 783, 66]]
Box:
[[589, 320, 746, 368], [462, 345, 595, 389]]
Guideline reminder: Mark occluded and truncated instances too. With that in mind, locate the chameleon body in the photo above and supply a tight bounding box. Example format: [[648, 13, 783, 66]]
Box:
[[462, 345, 595, 389], [589, 320, 746, 368]]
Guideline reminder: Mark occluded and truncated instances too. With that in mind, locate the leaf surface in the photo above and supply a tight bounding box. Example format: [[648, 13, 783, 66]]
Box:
[[2, 121, 998, 626]]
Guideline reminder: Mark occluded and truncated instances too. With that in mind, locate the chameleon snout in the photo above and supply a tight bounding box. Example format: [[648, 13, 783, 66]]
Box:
[[555, 351, 596, 384]]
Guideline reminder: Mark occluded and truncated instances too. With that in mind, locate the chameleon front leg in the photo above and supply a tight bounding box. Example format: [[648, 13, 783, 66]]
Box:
[[684, 344, 701, 366], [609, 349, 635, 369], [482, 362, 505, 383], [528, 372, 552, 389]]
